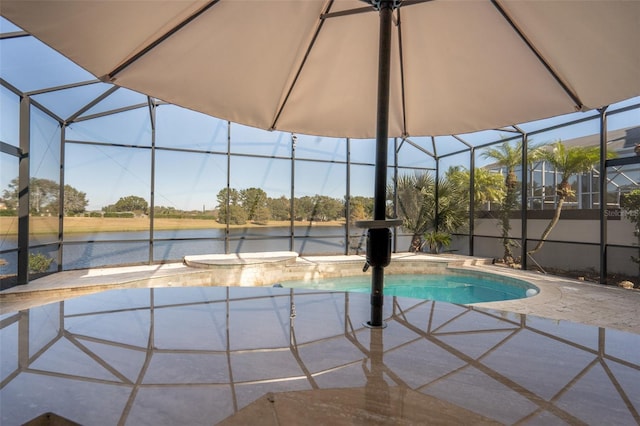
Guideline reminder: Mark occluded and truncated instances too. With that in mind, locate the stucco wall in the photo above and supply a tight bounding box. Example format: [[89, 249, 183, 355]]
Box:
[[451, 217, 637, 276]]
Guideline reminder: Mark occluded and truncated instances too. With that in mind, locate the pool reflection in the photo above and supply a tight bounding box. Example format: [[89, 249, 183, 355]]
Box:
[[1, 287, 638, 425]]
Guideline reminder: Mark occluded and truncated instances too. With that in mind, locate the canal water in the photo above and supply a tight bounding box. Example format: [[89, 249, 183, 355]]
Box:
[[1, 226, 404, 273]]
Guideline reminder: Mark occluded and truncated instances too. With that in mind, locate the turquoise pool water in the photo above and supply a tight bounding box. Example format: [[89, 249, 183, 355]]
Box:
[[281, 273, 538, 304]]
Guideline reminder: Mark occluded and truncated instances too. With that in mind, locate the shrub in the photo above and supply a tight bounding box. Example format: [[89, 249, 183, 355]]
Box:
[[103, 212, 134, 218], [423, 231, 452, 254], [29, 253, 53, 273]]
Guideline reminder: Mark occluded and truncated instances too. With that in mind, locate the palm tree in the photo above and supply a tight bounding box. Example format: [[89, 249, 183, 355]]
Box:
[[480, 141, 524, 264], [445, 166, 505, 211], [432, 176, 468, 235], [393, 173, 435, 252], [528, 140, 608, 255], [392, 172, 468, 252]]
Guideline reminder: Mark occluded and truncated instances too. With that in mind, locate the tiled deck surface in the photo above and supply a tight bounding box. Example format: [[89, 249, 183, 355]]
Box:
[[1, 253, 639, 425], [2, 253, 639, 334]]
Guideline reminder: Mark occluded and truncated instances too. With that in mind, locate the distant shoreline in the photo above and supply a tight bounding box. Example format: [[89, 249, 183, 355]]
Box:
[[0, 216, 347, 236]]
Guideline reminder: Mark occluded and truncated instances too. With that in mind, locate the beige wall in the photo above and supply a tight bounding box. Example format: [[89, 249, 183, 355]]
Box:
[[468, 217, 637, 276]]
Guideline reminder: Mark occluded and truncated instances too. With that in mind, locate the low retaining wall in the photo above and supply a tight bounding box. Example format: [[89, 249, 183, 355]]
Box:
[[184, 252, 493, 287]]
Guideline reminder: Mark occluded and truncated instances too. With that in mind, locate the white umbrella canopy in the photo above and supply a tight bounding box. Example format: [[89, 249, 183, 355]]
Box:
[[2, 0, 639, 139]]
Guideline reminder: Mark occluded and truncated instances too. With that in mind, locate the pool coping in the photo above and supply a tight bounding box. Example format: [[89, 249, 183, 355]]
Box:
[[1, 252, 639, 334]]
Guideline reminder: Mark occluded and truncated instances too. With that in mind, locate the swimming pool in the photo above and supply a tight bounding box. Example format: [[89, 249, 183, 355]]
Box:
[[281, 272, 539, 304]]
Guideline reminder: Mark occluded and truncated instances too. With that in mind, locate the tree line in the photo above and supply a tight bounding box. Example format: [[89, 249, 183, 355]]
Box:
[[0, 179, 152, 217], [1, 177, 88, 216], [215, 188, 374, 225]]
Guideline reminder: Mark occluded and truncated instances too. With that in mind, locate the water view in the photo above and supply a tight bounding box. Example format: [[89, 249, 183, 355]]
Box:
[[1, 225, 378, 273]]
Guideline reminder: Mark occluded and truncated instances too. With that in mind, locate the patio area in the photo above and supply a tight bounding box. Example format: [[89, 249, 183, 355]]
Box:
[[1, 3, 639, 423], [1, 254, 639, 425], [2, 253, 639, 333]]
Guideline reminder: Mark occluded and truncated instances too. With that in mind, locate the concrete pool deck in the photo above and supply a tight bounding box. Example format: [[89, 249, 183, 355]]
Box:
[[2, 252, 639, 425], [1, 252, 638, 334]]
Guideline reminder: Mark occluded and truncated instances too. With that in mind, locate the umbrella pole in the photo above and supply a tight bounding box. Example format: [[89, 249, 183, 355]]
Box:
[[368, 1, 394, 328]]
